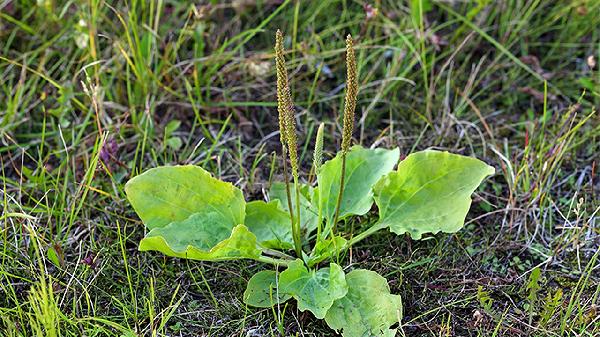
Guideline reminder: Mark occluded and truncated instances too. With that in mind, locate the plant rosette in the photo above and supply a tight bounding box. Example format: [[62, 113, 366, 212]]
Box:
[[125, 147, 493, 336], [125, 31, 495, 336]]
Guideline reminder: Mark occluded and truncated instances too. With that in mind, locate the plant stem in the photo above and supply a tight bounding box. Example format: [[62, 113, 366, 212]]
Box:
[[344, 221, 385, 249], [315, 193, 323, 244], [282, 147, 303, 259], [331, 152, 347, 237], [293, 176, 302, 252], [256, 256, 292, 267], [262, 248, 295, 260]]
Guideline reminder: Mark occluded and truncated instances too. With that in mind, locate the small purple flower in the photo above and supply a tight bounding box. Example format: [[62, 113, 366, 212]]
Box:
[[100, 138, 119, 163]]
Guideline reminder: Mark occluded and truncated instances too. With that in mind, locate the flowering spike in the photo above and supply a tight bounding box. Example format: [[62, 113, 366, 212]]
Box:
[[274, 30, 299, 180], [313, 123, 324, 173], [341, 34, 358, 154], [275, 30, 289, 148], [274, 30, 302, 258]]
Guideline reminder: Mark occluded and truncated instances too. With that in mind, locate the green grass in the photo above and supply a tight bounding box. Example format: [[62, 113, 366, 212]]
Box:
[[1, 0, 599, 336]]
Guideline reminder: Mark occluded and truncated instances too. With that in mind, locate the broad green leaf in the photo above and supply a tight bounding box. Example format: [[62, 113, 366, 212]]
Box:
[[307, 236, 347, 267], [243, 270, 291, 308], [325, 269, 402, 337], [315, 146, 399, 227], [374, 150, 494, 239], [269, 183, 318, 236], [125, 165, 257, 261], [245, 200, 294, 250], [279, 260, 347, 319], [125, 165, 245, 229], [139, 221, 261, 260]]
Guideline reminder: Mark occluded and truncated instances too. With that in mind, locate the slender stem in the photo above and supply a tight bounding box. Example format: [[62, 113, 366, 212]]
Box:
[[282, 147, 303, 258], [315, 191, 323, 244], [331, 152, 347, 237], [262, 248, 295, 260], [344, 221, 385, 249], [256, 256, 292, 267], [293, 176, 301, 252]]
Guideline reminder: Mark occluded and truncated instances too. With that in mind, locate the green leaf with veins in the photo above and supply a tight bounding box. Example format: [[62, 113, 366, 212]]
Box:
[[125, 165, 245, 229], [315, 146, 399, 232], [140, 222, 261, 260], [279, 260, 347, 319], [374, 150, 495, 239], [125, 165, 259, 260], [269, 182, 318, 236], [245, 200, 294, 250], [243, 270, 291, 308], [325, 269, 402, 337], [308, 236, 347, 267]]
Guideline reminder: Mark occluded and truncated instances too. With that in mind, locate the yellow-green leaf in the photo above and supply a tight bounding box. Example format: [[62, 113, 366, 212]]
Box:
[[125, 165, 244, 229], [140, 223, 261, 261], [315, 146, 399, 230], [307, 236, 347, 267], [269, 183, 318, 236], [374, 150, 494, 239], [245, 200, 294, 250], [325, 269, 402, 337], [243, 270, 291, 308], [279, 260, 347, 319], [125, 165, 258, 260]]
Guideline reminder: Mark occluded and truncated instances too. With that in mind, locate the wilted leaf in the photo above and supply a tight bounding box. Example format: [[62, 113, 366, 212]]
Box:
[[374, 150, 494, 239], [279, 260, 347, 319], [325, 269, 402, 337]]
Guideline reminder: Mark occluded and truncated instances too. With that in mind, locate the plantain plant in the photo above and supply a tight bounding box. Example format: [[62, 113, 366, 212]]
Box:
[[124, 30, 495, 336]]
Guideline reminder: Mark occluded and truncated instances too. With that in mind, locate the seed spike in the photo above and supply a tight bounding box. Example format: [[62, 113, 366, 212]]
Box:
[[275, 30, 289, 148], [331, 34, 359, 241], [341, 34, 358, 154], [275, 30, 299, 180], [275, 29, 302, 259], [313, 123, 325, 173]]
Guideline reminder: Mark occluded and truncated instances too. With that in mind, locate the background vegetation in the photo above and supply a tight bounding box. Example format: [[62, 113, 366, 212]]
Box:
[[1, 0, 598, 336]]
